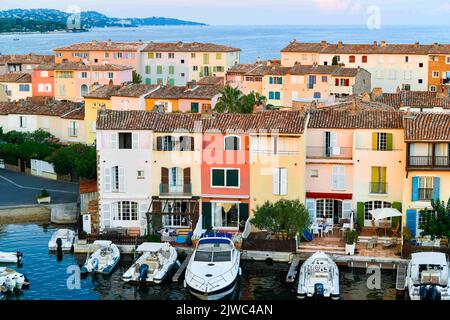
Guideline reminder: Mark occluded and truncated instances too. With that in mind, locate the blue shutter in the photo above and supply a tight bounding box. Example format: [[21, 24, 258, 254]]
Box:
[[411, 177, 419, 201], [269, 91, 274, 99], [269, 77, 273, 84], [406, 209, 417, 238], [433, 177, 440, 201], [278, 77, 283, 84], [275, 92, 280, 100]]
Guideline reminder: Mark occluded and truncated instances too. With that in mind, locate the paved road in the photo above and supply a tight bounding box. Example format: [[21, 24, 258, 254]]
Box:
[[0, 169, 79, 206]]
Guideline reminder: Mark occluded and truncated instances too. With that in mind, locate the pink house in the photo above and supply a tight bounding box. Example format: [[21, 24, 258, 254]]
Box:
[[110, 84, 159, 110]]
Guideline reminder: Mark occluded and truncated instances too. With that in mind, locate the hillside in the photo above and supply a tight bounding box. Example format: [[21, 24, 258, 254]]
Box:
[[0, 9, 206, 33]]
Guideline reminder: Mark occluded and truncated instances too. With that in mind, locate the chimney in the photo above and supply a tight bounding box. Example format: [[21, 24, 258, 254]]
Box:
[[107, 39, 112, 46], [338, 41, 343, 48], [186, 80, 196, 90], [380, 41, 386, 47], [373, 41, 378, 46], [396, 86, 401, 93], [201, 105, 214, 118], [177, 41, 183, 47], [256, 56, 260, 63], [371, 87, 383, 100], [433, 42, 439, 48], [321, 40, 327, 45], [361, 92, 371, 103], [414, 42, 420, 48]]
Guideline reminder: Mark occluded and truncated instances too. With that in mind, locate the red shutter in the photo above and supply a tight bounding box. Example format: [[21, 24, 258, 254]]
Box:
[[183, 168, 191, 193], [362, 56, 367, 63], [161, 167, 169, 193], [190, 136, 195, 151], [335, 78, 339, 86], [345, 79, 350, 86], [156, 136, 162, 151], [349, 55, 355, 63]]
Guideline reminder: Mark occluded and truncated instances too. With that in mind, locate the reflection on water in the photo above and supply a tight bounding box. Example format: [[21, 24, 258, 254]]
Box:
[[0, 223, 396, 300]]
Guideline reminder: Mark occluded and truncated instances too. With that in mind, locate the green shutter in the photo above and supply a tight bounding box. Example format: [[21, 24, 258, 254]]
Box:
[[202, 202, 212, 230], [391, 202, 402, 229], [381, 167, 387, 193], [357, 202, 365, 227], [203, 53, 209, 64], [169, 66, 174, 75], [169, 78, 175, 86], [157, 66, 162, 74], [386, 133, 393, 151], [191, 102, 199, 113], [372, 132, 378, 150], [269, 91, 274, 99], [212, 169, 225, 186], [226, 169, 239, 187], [145, 65, 151, 74], [269, 77, 273, 84], [213, 66, 217, 73], [239, 203, 249, 231], [145, 78, 151, 85]]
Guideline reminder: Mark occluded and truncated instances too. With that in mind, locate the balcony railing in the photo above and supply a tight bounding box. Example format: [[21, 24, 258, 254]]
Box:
[[408, 156, 450, 168], [418, 188, 434, 201], [306, 146, 352, 159], [369, 182, 388, 194], [159, 183, 192, 196]]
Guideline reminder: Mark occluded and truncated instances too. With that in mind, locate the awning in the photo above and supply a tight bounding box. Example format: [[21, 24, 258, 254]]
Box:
[[369, 208, 402, 221]]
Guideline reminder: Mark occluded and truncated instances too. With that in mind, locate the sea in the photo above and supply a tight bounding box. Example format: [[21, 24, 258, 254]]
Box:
[[1, 25, 450, 62]]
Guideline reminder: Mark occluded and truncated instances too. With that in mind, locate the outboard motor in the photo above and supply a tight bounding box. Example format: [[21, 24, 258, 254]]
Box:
[[139, 264, 149, 283], [314, 283, 325, 298], [56, 238, 63, 251], [16, 252, 23, 263]]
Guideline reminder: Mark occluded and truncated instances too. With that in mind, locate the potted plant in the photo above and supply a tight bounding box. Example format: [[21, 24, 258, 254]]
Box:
[[344, 229, 359, 255], [36, 189, 51, 204], [191, 234, 200, 247]]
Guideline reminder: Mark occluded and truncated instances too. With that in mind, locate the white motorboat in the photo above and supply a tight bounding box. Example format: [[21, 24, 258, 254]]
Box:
[[297, 251, 340, 300], [0, 251, 23, 264], [48, 229, 76, 252], [184, 237, 241, 300], [406, 252, 450, 300], [123, 242, 177, 284], [80, 240, 120, 275], [0, 267, 27, 293]]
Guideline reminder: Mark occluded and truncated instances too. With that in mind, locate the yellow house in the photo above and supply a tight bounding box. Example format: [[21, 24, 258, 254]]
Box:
[[145, 85, 185, 112], [402, 113, 450, 240], [249, 110, 308, 214]]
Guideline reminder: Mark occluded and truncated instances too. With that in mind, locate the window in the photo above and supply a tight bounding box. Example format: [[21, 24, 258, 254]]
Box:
[[224, 136, 240, 150], [68, 121, 77, 137], [216, 53, 222, 60], [405, 56, 409, 63], [155, 53, 162, 59], [370, 166, 387, 194], [321, 76, 328, 82], [193, 66, 198, 71], [114, 201, 138, 221], [168, 53, 175, 59], [190, 102, 199, 113], [203, 53, 209, 64], [80, 72, 88, 78], [430, 85, 437, 92], [308, 75, 316, 89], [269, 76, 282, 84], [272, 168, 288, 195], [331, 165, 345, 190], [432, 71, 439, 78], [59, 84, 66, 96], [316, 199, 336, 219], [80, 84, 89, 96], [310, 169, 319, 178], [446, 56, 450, 64], [42, 117, 50, 129], [362, 56, 368, 63], [181, 73, 185, 77], [313, 92, 321, 99], [118, 133, 132, 149], [105, 52, 109, 58], [419, 63, 423, 68], [402, 84, 411, 91], [162, 202, 190, 228], [373, 132, 392, 151], [169, 167, 183, 192], [145, 78, 151, 85], [377, 132, 387, 150], [145, 66, 151, 74], [111, 166, 120, 192], [212, 202, 239, 228], [147, 52, 154, 59], [418, 209, 436, 228], [162, 135, 175, 151], [418, 79, 423, 84], [56, 53, 62, 58], [211, 169, 239, 187], [418, 177, 433, 200], [191, 53, 196, 58], [181, 59, 185, 64], [349, 55, 356, 63], [40, 71, 49, 77], [19, 84, 30, 92], [19, 116, 26, 128], [268, 91, 281, 100], [364, 201, 391, 220], [169, 66, 175, 75]]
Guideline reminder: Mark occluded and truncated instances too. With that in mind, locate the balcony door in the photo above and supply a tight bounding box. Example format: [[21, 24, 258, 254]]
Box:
[[324, 131, 337, 157], [435, 143, 449, 166], [169, 167, 183, 193]]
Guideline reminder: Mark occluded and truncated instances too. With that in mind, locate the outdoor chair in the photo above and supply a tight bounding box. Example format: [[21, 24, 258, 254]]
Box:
[[367, 236, 378, 249], [370, 219, 379, 236], [390, 223, 400, 237], [323, 225, 333, 237], [382, 237, 398, 250]]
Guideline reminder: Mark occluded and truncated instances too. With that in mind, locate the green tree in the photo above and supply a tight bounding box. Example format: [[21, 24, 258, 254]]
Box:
[[251, 199, 311, 240], [214, 86, 266, 114], [419, 198, 450, 240], [132, 70, 142, 84], [332, 56, 339, 65]]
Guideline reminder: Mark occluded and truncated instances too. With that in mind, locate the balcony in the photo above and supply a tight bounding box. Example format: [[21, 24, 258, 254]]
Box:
[[306, 146, 352, 159], [418, 188, 433, 201], [159, 183, 192, 197], [369, 182, 388, 194], [408, 156, 450, 169]]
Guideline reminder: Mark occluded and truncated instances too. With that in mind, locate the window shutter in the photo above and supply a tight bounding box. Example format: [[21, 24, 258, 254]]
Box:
[[372, 132, 378, 150], [272, 168, 280, 195], [132, 133, 139, 149], [156, 136, 162, 151], [239, 203, 249, 230], [280, 168, 288, 195], [102, 203, 111, 228], [411, 176, 419, 201], [342, 201, 352, 219], [269, 77, 273, 84], [183, 168, 191, 193], [112, 202, 119, 221], [406, 209, 417, 238], [335, 78, 339, 86], [111, 133, 118, 149], [161, 167, 169, 193], [386, 133, 393, 151], [339, 166, 345, 189], [306, 199, 316, 222], [202, 202, 212, 229], [103, 167, 111, 192], [371, 167, 378, 183], [190, 136, 195, 151], [381, 167, 387, 193], [139, 203, 148, 221], [433, 177, 440, 201], [119, 167, 125, 192]]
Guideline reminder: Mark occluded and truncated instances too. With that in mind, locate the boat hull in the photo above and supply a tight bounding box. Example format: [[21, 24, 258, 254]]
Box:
[[188, 277, 238, 300]]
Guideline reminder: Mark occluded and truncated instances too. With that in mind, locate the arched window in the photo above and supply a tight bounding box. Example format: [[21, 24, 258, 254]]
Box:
[[80, 84, 89, 96], [224, 135, 240, 151]]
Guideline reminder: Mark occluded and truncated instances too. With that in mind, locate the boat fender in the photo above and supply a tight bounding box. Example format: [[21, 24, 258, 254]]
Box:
[[314, 283, 325, 297], [139, 264, 149, 283], [92, 258, 99, 272]]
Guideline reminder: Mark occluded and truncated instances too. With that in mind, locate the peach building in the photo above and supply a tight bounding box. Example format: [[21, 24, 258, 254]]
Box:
[[0, 54, 54, 75], [0, 73, 32, 101]]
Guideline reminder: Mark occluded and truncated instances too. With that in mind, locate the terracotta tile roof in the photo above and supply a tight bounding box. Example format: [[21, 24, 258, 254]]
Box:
[[0, 72, 31, 83], [0, 54, 54, 65], [404, 113, 450, 141], [54, 61, 132, 71], [227, 63, 263, 74], [0, 98, 83, 118], [332, 67, 364, 77], [83, 84, 121, 99], [142, 41, 240, 52], [79, 180, 98, 193], [61, 106, 85, 120], [281, 41, 437, 55], [145, 85, 187, 100], [97, 110, 308, 134], [374, 91, 450, 109], [55, 41, 145, 52], [197, 76, 225, 86], [181, 85, 222, 100], [308, 99, 403, 129], [35, 63, 56, 71], [246, 65, 291, 76], [113, 83, 159, 98]]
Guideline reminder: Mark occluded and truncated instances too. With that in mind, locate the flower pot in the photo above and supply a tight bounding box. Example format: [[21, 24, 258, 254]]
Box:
[[37, 196, 51, 204], [191, 239, 199, 247], [345, 243, 356, 255]]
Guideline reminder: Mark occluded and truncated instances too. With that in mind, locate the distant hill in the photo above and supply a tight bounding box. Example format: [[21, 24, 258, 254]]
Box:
[[0, 9, 206, 33]]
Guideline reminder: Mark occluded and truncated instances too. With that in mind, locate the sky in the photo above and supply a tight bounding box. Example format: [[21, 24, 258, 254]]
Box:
[[1, 0, 450, 25]]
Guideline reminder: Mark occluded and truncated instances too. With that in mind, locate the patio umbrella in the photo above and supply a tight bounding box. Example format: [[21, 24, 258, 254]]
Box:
[[369, 208, 402, 221], [350, 210, 354, 230]]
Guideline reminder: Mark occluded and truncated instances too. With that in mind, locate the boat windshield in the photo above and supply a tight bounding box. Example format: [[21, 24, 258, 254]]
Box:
[[194, 250, 231, 262]]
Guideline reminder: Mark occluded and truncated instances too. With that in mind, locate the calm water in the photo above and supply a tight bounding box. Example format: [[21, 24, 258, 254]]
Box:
[[1, 25, 450, 62], [0, 223, 397, 300]]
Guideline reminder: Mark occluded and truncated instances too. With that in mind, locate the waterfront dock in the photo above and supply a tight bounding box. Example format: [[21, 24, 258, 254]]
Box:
[[285, 255, 300, 283], [172, 252, 192, 282]]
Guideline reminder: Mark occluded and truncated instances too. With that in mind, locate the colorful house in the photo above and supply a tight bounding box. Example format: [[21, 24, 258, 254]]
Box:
[[141, 42, 240, 86], [54, 62, 133, 102], [0, 54, 54, 75], [427, 43, 450, 95], [0, 73, 32, 101], [54, 40, 146, 71], [32, 64, 55, 98], [402, 113, 450, 239], [373, 89, 450, 113]]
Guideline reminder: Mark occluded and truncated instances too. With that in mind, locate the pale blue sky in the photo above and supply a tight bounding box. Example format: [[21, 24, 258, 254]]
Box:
[[1, 0, 450, 25]]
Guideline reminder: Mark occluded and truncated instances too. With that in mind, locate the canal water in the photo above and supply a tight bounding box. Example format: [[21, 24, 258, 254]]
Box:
[[0, 223, 397, 300]]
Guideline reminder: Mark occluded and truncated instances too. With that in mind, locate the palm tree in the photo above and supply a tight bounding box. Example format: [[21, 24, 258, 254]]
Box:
[[214, 85, 243, 113]]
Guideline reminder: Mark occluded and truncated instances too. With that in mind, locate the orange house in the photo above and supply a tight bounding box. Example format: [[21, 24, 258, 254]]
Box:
[[32, 64, 55, 97], [428, 44, 450, 95], [201, 114, 251, 233]]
